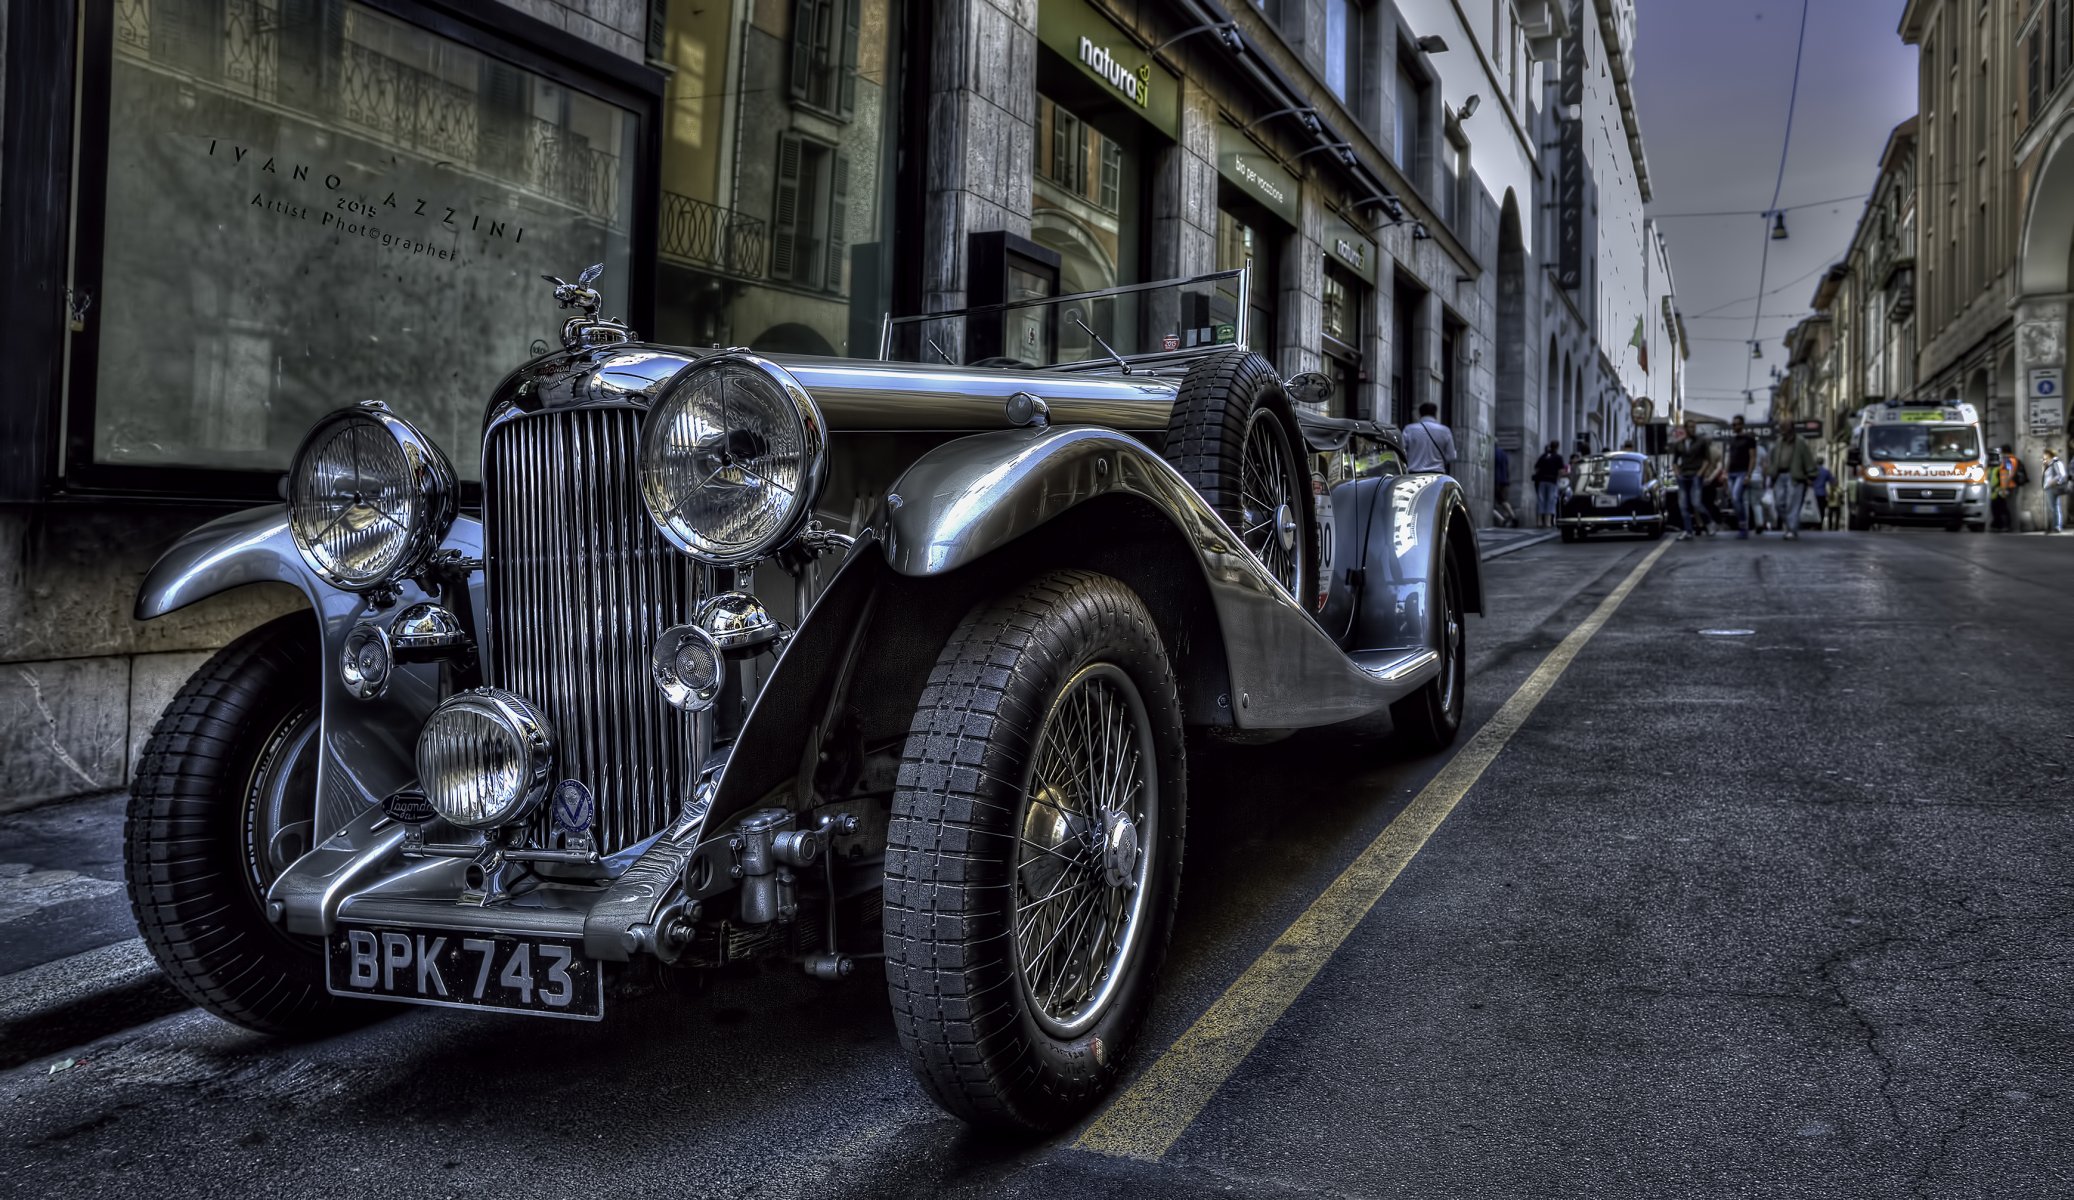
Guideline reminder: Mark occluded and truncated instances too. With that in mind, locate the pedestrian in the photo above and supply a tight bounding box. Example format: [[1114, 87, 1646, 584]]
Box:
[[1725, 415, 1760, 539], [1674, 419, 1712, 541], [1812, 461, 1836, 531], [1493, 443, 1517, 527], [1771, 423, 1819, 540], [1403, 402, 1457, 475], [2043, 446, 2067, 534], [1620, 439, 1637, 452], [1532, 441, 1564, 529], [1990, 445, 2015, 532]]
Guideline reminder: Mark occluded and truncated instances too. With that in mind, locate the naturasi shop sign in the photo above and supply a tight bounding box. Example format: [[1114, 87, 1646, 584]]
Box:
[[1038, 0, 1180, 138], [1079, 37, 1150, 109]]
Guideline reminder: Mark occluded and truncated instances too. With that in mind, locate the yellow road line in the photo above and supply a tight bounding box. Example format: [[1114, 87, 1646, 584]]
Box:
[[1077, 539, 1673, 1161]]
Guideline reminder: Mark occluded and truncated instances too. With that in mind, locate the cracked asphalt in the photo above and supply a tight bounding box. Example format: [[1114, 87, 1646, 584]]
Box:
[[2, 530, 2069, 1198]]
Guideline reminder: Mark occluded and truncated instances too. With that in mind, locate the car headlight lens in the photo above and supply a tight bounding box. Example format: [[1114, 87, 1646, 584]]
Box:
[[416, 689, 555, 829], [638, 352, 827, 565], [287, 402, 457, 591]]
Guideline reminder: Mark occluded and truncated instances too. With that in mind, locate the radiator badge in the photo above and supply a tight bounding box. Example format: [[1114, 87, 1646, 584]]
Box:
[[551, 780, 596, 835]]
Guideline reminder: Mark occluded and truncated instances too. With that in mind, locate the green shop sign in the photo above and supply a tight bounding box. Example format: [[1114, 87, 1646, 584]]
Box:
[[1039, 0, 1180, 139], [1322, 209, 1378, 285], [1216, 123, 1300, 227]]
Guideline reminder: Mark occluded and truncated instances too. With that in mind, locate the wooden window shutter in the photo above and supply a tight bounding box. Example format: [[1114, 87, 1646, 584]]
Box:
[[826, 152, 851, 292], [790, 0, 816, 101], [838, 0, 861, 117], [772, 134, 803, 281]]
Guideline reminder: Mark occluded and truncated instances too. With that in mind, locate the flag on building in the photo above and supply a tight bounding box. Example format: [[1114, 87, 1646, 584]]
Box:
[[1630, 315, 1649, 374]]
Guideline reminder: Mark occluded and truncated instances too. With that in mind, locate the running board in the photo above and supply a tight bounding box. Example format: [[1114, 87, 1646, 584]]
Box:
[[1348, 648, 1439, 685]]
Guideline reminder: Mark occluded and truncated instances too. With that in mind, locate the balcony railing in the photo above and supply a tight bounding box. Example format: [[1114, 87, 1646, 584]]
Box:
[[659, 192, 769, 280]]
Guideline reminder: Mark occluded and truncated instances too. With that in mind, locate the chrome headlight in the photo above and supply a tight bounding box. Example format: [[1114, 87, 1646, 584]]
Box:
[[286, 402, 457, 591], [638, 352, 826, 565], [415, 689, 555, 830]]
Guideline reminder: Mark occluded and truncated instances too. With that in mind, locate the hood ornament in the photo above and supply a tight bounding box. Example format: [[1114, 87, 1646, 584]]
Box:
[[542, 262, 634, 352]]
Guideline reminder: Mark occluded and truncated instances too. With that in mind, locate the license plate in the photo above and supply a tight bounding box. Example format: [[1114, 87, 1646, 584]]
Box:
[[326, 926, 603, 1020], [1913, 504, 1941, 514], [1593, 493, 1617, 508]]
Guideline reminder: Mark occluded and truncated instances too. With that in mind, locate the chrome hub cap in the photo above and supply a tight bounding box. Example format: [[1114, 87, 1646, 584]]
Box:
[[1013, 663, 1159, 1039], [1239, 411, 1301, 596]]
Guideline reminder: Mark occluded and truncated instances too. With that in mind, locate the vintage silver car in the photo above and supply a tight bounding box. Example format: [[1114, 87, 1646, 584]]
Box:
[[125, 266, 1480, 1132]]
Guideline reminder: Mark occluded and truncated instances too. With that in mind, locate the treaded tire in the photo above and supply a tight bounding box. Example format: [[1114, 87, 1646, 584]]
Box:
[[883, 570, 1186, 1132], [125, 613, 369, 1035], [1162, 348, 1321, 609], [1389, 543, 1467, 755]]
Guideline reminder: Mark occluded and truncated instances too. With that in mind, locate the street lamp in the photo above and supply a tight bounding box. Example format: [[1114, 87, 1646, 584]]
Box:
[[1770, 211, 1789, 240]]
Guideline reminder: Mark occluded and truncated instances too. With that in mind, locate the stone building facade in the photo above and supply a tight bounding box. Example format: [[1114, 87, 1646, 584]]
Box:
[[0, 0, 1675, 812]]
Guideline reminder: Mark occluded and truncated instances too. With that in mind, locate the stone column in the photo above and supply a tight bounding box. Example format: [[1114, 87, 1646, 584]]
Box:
[[1279, 188, 1325, 381], [923, 0, 1040, 355]]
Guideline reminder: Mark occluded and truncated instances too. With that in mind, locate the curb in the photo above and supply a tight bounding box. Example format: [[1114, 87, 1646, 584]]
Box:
[[0, 939, 187, 1070], [1478, 531, 1558, 561]]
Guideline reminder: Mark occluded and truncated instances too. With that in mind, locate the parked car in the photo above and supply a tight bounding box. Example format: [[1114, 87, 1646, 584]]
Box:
[[124, 267, 1480, 1133], [1557, 452, 1668, 541]]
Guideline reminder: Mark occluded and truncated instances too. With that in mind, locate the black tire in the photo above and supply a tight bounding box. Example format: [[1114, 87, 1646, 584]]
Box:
[[1163, 349, 1320, 608], [125, 613, 366, 1035], [1646, 521, 1666, 541], [1967, 522, 1987, 533], [1559, 526, 1578, 543], [883, 570, 1186, 1133], [1389, 543, 1467, 754], [1848, 508, 1871, 532]]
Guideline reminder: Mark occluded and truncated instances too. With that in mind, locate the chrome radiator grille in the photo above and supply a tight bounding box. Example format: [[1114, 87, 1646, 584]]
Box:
[[484, 406, 699, 855]]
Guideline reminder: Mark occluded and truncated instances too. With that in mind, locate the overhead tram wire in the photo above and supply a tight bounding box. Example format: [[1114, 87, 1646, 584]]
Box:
[[1746, 0, 1814, 401], [1649, 192, 1866, 220]]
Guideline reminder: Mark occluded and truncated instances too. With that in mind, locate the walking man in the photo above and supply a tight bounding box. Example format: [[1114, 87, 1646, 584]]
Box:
[[1813, 461, 1837, 531], [1725, 415, 1759, 539], [2044, 446, 2067, 534], [1675, 420, 1712, 541], [1771, 423, 1819, 540], [1404, 402, 1457, 476], [1532, 441, 1564, 529], [1990, 445, 2016, 532]]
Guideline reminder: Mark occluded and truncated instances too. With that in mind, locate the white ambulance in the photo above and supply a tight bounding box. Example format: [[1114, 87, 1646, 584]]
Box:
[[1845, 400, 1988, 531]]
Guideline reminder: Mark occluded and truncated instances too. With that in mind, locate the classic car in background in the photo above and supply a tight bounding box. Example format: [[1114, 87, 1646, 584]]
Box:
[[124, 267, 1481, 1132], [1557, 451, 1669, 541]]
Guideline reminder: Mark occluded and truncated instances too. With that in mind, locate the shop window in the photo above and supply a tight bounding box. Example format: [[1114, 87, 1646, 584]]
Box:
[[654, 0, 900, 359], [1216, 206, 1278, 353], [790, 0, 861, 117], [1321, 266, 1363, 418], [83, 0, 645, 485]]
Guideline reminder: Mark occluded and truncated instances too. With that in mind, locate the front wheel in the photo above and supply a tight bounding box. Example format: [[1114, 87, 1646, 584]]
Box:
[[884, 571, 1186, 1132], [125, 614, 369, 1035], [1390, 544, 1467, 754]]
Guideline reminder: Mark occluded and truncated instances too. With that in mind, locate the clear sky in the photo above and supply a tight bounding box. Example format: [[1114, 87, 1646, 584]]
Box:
[[1634, 0, 1918, 422]]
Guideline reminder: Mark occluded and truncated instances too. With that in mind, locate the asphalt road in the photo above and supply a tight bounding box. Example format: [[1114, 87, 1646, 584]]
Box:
[[3, 529, 2070, 1199]]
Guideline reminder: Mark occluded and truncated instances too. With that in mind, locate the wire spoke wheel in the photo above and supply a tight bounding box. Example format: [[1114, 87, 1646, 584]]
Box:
[[1013, 664, 1158, 1039], [1238, 409, 1300, 596]]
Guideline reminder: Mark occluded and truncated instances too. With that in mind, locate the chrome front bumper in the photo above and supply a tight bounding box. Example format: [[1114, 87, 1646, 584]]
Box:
[[1557, 512, 1663, 528], [267, 803, 733, 962]]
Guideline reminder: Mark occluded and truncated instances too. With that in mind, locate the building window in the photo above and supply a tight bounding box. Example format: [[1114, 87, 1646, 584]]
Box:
[[770, 134, 850, 292], [85, 0, 644, 483], [1440, 136, 1467, 229], [2060, 0, 2071, 87], [1324, 0, 1360, 105], [1393, 54, 1427, 177], [2030, 30, 2044, 122], [655, 0, 899, 358], [790, 0, 860, 116]]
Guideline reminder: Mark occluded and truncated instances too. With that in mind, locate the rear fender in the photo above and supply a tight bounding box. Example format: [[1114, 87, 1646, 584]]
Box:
[[1323, 474, 1482, 656], [135, 505, 485, 838]]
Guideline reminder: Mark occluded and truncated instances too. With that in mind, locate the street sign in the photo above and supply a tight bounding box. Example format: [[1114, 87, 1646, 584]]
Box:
[[1630, 397, 1653, 425], [2029, 367, 2064, 434]]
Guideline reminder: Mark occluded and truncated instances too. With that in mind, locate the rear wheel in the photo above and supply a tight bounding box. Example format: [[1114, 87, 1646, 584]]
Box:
[[1390, 546, 1467, 754], [125, 614, 368, 1035], [1559, 526, 1578, 543], [1163, 349, 1319, 607], [884, 571, 1186, 1132]]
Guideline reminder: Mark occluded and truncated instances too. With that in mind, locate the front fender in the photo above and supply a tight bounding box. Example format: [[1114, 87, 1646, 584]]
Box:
[[134, 505, 485, 838], [877, 425, 1432, 729]]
